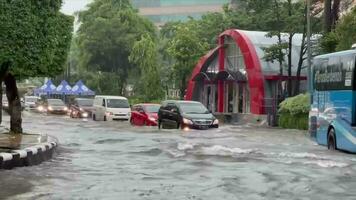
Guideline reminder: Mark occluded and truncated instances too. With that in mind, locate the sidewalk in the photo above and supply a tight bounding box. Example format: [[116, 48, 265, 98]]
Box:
[[0, 127, 58, 169], [0, 132, 48, 151]]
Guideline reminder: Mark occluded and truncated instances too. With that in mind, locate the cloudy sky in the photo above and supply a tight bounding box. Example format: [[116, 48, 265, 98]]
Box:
[[61, 0, 92, 15]]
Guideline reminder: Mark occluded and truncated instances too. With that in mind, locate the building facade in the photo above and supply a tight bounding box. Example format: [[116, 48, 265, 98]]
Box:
[[185, 29, 307, 116], [131, 0, 231, 25]]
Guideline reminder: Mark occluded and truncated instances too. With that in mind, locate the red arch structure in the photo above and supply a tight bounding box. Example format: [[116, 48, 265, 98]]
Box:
[[185, 29, 266, 114]]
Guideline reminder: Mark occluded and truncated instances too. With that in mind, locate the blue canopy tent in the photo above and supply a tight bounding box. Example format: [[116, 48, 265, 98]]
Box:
[[54, 80, 73, 103], [34, 80, 57, 96], [71, 80, 95, 96], [54, 80, 72, 95]]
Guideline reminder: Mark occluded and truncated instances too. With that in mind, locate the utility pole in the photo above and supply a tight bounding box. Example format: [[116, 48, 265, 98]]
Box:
[[307, 0, 312, 101]]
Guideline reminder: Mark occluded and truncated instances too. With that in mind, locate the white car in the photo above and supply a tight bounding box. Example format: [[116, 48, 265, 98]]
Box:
[[92, 95, 131, 121], [24, 96, 40, 110]]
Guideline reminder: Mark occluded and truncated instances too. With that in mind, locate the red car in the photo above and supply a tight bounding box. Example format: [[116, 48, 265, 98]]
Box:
[[130, 104, 160, 126]]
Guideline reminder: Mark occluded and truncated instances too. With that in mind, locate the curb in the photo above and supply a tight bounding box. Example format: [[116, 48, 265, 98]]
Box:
[[0, 142, 57, 170]]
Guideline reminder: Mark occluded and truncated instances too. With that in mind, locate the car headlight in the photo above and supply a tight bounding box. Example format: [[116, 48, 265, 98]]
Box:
[[213, 119, 219, 125], [82, 112, 88, 117], [182, 118, 193, 125], [38, 106, 44, 111], [48, 106, 53, 111], [64, 107, 68, 111], [149, 117, 156, 121], [79, 108, 83, 111]]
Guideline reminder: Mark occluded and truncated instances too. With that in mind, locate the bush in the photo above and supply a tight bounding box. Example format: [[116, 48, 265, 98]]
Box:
[[278, 93, 310, 130]]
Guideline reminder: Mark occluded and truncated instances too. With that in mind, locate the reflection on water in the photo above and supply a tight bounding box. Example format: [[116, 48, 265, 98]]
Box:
[[0, 113, 356, 200]]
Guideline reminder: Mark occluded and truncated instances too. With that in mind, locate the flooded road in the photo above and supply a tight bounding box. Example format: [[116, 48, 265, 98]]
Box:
[[1, 112, 356, 200]]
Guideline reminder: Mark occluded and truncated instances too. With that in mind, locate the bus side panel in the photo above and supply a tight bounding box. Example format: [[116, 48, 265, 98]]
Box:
[[315, 91, 327, 145], [332, 119, 356, 153], [316, 90, 353, 146]]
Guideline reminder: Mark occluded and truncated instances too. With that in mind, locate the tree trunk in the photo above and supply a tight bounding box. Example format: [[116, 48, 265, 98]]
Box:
[[4, 73, 22, 134], [324, 0, 332, 32], [331, 0, 340, 29], [0, 61, 11, 125], [294, 5, 308, 96], [0, 85, 2, 125], [287, 33, 294, 97], [180, 76, 186, 100], [287, 0, 293, 97]]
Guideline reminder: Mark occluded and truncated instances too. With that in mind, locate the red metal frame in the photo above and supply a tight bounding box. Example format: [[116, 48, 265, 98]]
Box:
[[217, 37, 225, 112], [218, 29, 265, 114], [185, 47, 220, 100], [186, 29, 271, 115]]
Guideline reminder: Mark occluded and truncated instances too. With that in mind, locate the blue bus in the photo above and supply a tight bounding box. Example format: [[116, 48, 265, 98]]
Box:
[[309, 49, 356, 152]]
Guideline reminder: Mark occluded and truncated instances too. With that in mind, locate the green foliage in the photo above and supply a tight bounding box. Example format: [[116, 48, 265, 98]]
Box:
[[0, 0, 73, 79], [69, 71, 121, 95], [319, 32, 339, 53], [129, 34, 164, 101], [279, 93, 310, 115], [166, 23, 210, 98], [76, 0, 156, 94], [320, 6, 356, 53], [278, 93, 309, 130], [262, 42, 289, 64], [334, 7, 356, 51], [279, 113, 308, 130]]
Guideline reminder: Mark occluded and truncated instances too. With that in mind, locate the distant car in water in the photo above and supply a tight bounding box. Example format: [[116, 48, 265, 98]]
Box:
[[92, 96, 131, 121], [70, 98, 94, 118], [46, 99, 68, 114], [130, 104, 160, 126], [158, 100, 219, 130], [24, 96, 40, 110]]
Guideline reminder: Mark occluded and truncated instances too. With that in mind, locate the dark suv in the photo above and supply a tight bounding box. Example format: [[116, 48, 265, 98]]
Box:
[[158, 100, 219, 130]]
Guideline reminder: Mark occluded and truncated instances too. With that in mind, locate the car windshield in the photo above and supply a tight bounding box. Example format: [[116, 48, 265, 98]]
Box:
[[144, 105, 160, 113], [48, 99, 64, 106], [77, 99, 93, 107], [179, 102, 209, 114], [107, 99, 129, 108]]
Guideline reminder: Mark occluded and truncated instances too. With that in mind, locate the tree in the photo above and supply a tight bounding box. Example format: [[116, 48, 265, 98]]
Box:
[[324, 0, 341, 32], [77, 0, 156, 95], [262, 0, 322, 97], [129, 34, 164, 101], [334, 7, 356, 51], [0, 0, 73, 133], [167, 24, 210, 99]]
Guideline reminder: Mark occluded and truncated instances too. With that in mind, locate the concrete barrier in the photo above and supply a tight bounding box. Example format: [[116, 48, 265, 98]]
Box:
[[0, 141, 57, 170]]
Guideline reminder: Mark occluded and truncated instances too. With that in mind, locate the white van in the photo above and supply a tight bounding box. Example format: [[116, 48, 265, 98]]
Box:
[[92, 95, 131, 121]]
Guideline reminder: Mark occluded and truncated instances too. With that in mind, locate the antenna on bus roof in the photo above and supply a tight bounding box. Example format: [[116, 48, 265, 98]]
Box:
[[352, 43, 356, 49]]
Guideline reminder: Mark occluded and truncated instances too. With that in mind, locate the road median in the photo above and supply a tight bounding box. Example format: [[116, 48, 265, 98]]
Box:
[[0, 130, 58, 170]]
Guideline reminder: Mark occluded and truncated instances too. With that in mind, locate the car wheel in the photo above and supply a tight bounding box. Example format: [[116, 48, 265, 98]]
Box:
[[158, 120, 162, 129], [104, 116, 107, 121], [93, 114, 96, 121], [328, 128, 337, 150], [177, 122, 181, 129]]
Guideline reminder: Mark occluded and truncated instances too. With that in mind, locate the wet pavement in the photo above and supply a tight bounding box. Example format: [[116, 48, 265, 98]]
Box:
[[0, 131, 48, 151], [0, 111, 355, 200]]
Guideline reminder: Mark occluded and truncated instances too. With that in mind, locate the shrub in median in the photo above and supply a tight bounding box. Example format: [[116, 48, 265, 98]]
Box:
[[278, 94, 310, 130]]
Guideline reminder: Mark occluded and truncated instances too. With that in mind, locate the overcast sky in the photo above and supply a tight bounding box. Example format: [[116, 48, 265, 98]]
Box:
[[61, 0, 92, 15]]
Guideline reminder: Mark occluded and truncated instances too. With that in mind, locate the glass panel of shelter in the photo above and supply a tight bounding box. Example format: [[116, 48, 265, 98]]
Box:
[[223, 38, 250, 114]]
